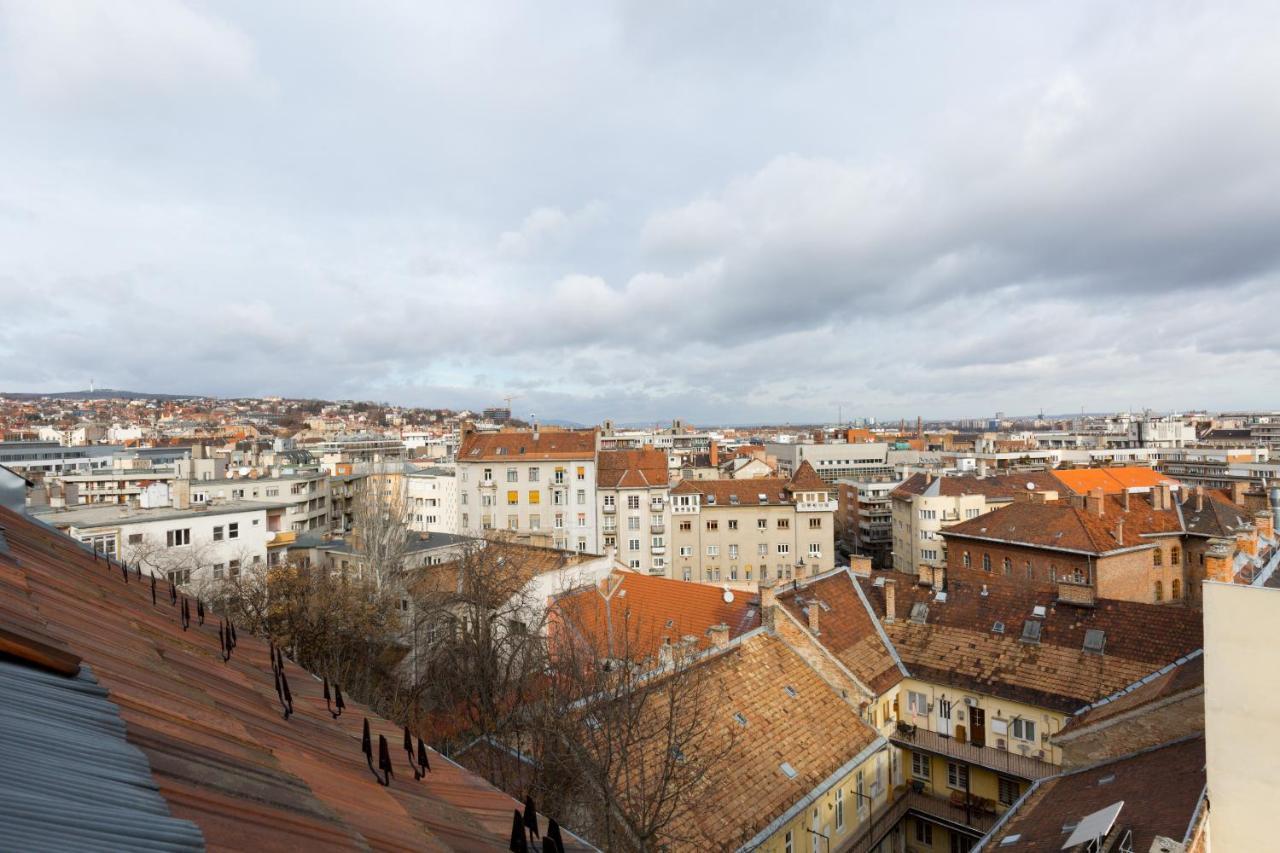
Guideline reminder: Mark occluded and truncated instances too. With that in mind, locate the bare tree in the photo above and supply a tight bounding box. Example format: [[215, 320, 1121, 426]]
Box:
[[351, 466, 411, 590]]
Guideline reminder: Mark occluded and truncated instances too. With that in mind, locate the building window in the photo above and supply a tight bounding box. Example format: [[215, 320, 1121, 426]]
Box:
[[604, 495, 615, 508], [809, 517, 821, 529], [1154, 580, 1164, 601], [1002, 557, 1012, 575], [577, 513, 587, 528], [777, 518, 790, 530], [679, 546, 693, 557], [507, 490, 519, 505], [1025, 560, 1034, 579], [777, 543, 790, 555], [128, 533, 143, 545], [1153, 548, 1163, 567], [228, 559, 241, 577], [729, 544, 739, 559], [528, 467, 539, 482], [728, 519, 739, 530], [228, 523, 239, 540], [962, 551, 971, 568], [1171, 545, 1181, 565], [947, 762, 969, 790], [707, 545, 720, 557], [1172, 578, 1182, 598], [757, 518, 768, 530], [914, 820, 933, 845], [577, 489, 586, 505], [758, 543, 768, 556], [628, 516, 640, 530], [212, 563, 225, 579], [835, 786, 844, 830], [998, 777, 1019, 806], [529, 490, 540, 504], [706, 520, 719, 531], [784, 830, 793, 853], [982, 553, 991, 572], [679, 520, 692, 532], [808, 543, 821, 556], [166, 528, 190, 547], [911, 751, 931, 780], [576, 466, 585, 480], [529, 514, 540, 530], [508, 515, 519, 530], [213, 525, 224, 542], [1010, 718, 1036, 741], [506, 468, 518, 483], [629, 539, 641, 551]]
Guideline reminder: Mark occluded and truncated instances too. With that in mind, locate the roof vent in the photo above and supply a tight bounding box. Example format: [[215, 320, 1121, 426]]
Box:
[[934, 592, 948, 604], [1097, 774, 1115, 786], [1032, 604, 1047, 618], [1021, 620, 1042, 644], [783, 685, 798, 698], [873, 576, 885, 587], [1083, 629, 1106, 654], [999, 836, 1022, 847], [758, 493, 768, 504], [909, 602, 929, 624], [992, 621, 1005, 634], [733, 712, 748, 726], [780, 762, 798, 778]]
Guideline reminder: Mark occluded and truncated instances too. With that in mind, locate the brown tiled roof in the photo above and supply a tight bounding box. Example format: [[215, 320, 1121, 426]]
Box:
[[787, 460, 827, 491], [983, 736, 1205, 852], [857, 573, 1203, 713], [1180, 490, 1252, 538], [0, 506, 593, 851], [551, 571, 758, 662], [596, 448, 669, 489], [411, 539, 598, 601], [777, 571, 904, 695], [630, 632, 882, 848], [459, 429, 596, 461], [892, 470, 1062, 501], [671, 477, 794, 506], [1051, 467, 1177, 496], [940, 493, 1180, 554], [1063, 653, 1204, 733]]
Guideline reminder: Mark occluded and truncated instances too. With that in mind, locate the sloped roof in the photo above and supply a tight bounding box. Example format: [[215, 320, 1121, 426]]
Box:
[[892, 470, 1062, 501], [856, 573, 1203, 713], [776, 571, 903, 694], [596, 448, 669, 489], [626, 632, 882, 848], [1180, 489, 1253, 538], [459, 429, 596, 461], [551, 570, 758, 661], [670, 465, 827, 507], [981, 736, 1205, 852], [1063, 652, 1204, 734], [1051, 466, 1177, 496], [0, 505, 593, 851], [940, 492, 1181, 554], [787, 460, 828, 491]]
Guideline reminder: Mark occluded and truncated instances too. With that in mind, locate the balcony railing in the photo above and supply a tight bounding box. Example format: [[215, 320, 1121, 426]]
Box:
[[890, 724, 1057, 780], [650, 523, 665, 534], [651, 546, 666, 555], [833, 789, 998, 853], [650, 499, 665, 511], [602, 505, 616, 514]]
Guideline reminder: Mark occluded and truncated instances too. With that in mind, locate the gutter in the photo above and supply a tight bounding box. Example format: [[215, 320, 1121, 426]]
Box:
[[735, 736, 889, 852]]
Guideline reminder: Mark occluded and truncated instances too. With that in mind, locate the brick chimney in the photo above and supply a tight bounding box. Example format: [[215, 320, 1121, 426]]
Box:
[[706, 623, 730, 648], [1231, 481, 1247, 507], [1236, 527, 1258, 558], [1114, 518, 1125, 545], [1151, 483, 1168, 512], [1204, 538, 1235, 583], [883, 579, 896, 623], [1086, 487, 1105, 518], [1254, 510, 1274, 541], [759, 578, 778, 629], [709, 440, 719, 467], [1121, 489, 1130, 512], [1195, 485, 1204, 513], [807, 601, 820, 634]]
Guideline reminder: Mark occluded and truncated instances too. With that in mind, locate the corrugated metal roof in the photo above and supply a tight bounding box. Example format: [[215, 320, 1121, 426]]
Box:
[[0, 660, 206, 852]]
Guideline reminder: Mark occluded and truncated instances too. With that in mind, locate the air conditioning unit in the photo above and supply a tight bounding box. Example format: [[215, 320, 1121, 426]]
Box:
[[964, 697, 978, 707]]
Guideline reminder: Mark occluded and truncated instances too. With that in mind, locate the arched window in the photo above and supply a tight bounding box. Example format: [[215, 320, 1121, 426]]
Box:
[[1153, 549, 1163, 567], [1172, 579, 1182, 599], [982, 553, 992, 572], [1002, 557, 1012, 575], [1171, 545, 1181, 566], [1154, 581, 1164, 602], [962, 552, 971, 568]]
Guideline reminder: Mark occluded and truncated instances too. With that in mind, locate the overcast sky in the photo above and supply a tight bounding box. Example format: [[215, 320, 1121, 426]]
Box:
[[2, 1, 1279, 424]]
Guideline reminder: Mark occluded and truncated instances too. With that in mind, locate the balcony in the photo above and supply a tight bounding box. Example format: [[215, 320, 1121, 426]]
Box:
[[797, 499, 838, 512], [651, 545, 666, 555], [833, 789, 997, 853], [479, 478, 496, 489], [650, 499, 665, 511], [890, 723, 1057, 780], [602, 504, 616, 514], [650, 523, 665, 534]]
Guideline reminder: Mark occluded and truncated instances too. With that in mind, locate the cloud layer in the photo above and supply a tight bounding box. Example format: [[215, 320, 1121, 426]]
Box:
[[2, 1, 1279, 423]]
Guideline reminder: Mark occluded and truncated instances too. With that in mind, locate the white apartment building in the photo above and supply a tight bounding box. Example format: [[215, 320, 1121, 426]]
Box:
[[406, 465, 459, 535], [191, 471, 329, 533], [456, 429, 599, 552], [35, 498, 285, 589], [765, 441, 892, 484], [596, 448, 670, 573]]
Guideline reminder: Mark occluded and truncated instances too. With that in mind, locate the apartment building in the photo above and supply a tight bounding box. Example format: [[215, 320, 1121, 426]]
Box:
[[191, 471, 329, 533], [596, 448, 670, 573], [766, 440, 892, 483], [668, 462, 834, 587], [35, 498, 285, 588], [405, 465, 459, 535], [0, 440, 116, 475], [890, 471, 1063, 577], [456, 428, 599, 552], [836, 477, 902, 569]]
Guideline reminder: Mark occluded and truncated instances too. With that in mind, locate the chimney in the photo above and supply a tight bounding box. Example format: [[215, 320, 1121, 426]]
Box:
[[532, 419, 540, 442], [172, 479, 191, 510], [1121, 489, 1130, 512], [1086, 487, 1105, 518], [1203, 538, 1234, 583], [1254, 510, 1274, 542], [1114, 518, 1124, 544], [807, 601, 820, 634], [709, 440, 719, 467], [759, 578, 779, 629], [883, 579, 896, 623], [707, 623, 730, 648], [925, 471, 934, 485], [1237, 527, 1258, 558], [1231, 481, 1247, 507], [977, 459, 988, 479], [1151, 483, 1167, 512]]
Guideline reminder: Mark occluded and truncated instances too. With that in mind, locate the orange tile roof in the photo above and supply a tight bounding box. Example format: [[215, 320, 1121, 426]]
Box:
[[0, 506, 593, 851], [596, 448, 668, 488], [1051, 466, 1178, 495], [551, 571, 758, 662], [459, 429, 596, 461], [941, 492, 1181, 554]]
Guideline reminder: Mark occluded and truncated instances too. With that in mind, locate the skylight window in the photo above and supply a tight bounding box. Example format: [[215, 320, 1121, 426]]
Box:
[[999, 836, 1022, 847], [1021, 620, 1042, 644], [733, 712, 748, 726], [1083, 629, 1106, 654], [1032, 605, 1047, 618], [992, 621, 1005, 634], [780, 762, 798, 778], [783, 685, 798, 698]]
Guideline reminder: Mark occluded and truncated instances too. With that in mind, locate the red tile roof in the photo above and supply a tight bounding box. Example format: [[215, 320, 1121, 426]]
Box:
[[596, 448, 669, 489], [551, 571, 758, 662], [1051, 466, 1178, 496], [892, 470, 1063, 501], [670, 464, 828, 507], [787, 460, 827, 491], [459, 429, 596, 461], [0, 506, 593, 851]]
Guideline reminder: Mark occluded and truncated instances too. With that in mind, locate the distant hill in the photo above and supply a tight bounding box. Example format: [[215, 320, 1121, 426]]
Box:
[[0, 389, 199, 401]]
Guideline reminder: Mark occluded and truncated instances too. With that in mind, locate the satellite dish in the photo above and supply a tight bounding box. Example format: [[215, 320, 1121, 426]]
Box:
[[1026, 482, 1036, 490], [722, 588, 735, 603]]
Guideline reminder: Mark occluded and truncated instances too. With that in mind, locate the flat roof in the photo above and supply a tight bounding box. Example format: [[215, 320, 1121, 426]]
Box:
[[34, 499, 291, 528]]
